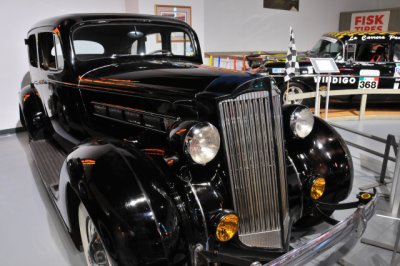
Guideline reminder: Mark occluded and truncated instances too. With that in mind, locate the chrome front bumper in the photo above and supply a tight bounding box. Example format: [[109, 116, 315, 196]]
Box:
[[264, 193, 378, 266]]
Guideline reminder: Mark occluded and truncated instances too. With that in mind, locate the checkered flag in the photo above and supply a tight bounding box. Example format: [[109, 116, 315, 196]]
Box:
[[284, 27, 300, 82]]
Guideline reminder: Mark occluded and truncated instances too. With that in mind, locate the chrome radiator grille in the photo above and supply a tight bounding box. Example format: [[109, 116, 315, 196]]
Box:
[[218, 90, 289, 249]]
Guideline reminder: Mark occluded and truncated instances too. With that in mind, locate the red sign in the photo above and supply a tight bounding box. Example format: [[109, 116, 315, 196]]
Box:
[[350, 11, 390, 31]]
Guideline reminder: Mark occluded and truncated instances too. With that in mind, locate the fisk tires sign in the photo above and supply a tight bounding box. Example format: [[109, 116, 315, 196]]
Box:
[[350, 11, 390, 31]]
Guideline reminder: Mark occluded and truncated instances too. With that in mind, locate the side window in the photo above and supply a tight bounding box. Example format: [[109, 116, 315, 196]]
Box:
[[394, 43, 400, 62], [38, 32, 56, 70], [27, 35, 38, 67], [356, 43, 388, 62], [171, 32, 194, 56]]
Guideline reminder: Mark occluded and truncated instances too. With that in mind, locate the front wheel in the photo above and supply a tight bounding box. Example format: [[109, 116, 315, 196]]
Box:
[[79, 203, 113, 266]]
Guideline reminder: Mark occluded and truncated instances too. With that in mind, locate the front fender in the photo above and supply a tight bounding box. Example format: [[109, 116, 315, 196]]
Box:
[[283, 106, 353, 209], [64, 140, 181, 265]]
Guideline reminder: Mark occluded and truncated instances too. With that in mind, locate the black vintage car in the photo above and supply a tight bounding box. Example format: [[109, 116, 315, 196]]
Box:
[[20, 14, 376, 266], [255, 31, 400, 104]]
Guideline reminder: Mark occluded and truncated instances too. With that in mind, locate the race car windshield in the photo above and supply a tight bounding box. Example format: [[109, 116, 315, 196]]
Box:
[[72, 23, 197, 61], [310, 39, 343, 59]]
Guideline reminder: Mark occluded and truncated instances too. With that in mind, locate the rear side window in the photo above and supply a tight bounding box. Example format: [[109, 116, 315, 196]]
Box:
[[27, 35, 38, 67], [38, 32, 56, 70], [356, 42, 388, 62]]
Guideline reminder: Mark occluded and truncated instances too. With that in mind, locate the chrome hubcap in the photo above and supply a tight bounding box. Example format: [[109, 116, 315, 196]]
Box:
[[79, 204, 111, 266], [283, 86, 304, 104], [87, 222, 109, 265]]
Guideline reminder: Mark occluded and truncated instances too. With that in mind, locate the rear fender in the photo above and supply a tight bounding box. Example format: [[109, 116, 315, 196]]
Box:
[[19, 84, 50, 139]]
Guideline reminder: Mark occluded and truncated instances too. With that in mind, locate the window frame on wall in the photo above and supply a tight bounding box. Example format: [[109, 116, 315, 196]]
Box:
[[155, 5, 192, 28]]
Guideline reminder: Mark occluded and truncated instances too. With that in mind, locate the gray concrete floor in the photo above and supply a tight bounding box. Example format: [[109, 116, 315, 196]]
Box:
[[331, 120, 400, 266], [0, 133, 85, 266], [0, 121, 399, 265]]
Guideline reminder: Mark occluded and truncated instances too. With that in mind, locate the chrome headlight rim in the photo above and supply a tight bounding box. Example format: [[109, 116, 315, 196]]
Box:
[[184, 122, 221, 165], [290, 106, 314, 138]]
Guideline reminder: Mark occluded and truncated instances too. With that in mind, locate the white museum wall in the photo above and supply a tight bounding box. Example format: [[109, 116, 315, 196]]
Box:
[[0, 0, 126, 131], [374, 0, 400, 9], [136, 0, 205, 59], [203, 0, 400, 52]]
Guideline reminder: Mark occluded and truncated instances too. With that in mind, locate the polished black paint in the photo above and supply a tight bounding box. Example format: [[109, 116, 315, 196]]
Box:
[[22, 14, 354, 265]]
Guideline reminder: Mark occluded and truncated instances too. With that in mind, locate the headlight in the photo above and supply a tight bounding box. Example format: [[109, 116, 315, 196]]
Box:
[[184, 122, 220, 165], [290, 107, 314, 138]]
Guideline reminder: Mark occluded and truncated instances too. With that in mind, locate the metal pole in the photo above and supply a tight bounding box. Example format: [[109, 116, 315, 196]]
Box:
[[380, 135, 397, 184], [391, 222, 400, 266], [315, 74, 320, 117], [325, 74, 331, 121], [359, 94, 367, 120], [390, 138, 400, 216]]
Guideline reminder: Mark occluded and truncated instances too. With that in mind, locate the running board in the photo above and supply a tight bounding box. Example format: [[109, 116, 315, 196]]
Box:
[[29, 139, 65, 198]]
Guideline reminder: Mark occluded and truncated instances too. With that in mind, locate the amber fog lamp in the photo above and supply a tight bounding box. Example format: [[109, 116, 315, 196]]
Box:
[[216, 213, 239, 242], [310, 177, 326, 200]]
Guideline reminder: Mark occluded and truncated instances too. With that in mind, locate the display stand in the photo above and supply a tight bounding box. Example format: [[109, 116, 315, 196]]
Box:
[[360, 142, 400, 265], [309, 58, 339, 118]]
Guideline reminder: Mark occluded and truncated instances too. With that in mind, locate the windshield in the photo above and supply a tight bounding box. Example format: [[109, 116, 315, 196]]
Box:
[[310, 38, 343, 60], [72, 23, 197, 61]]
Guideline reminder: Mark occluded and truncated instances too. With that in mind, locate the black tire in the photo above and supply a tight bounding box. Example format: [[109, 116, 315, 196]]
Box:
[[19, 106, 26, 129], [281, 82, 313, 106]]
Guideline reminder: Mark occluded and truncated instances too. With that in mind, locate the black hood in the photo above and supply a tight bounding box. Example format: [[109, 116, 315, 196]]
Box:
[[79, 60, 257, 99]]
